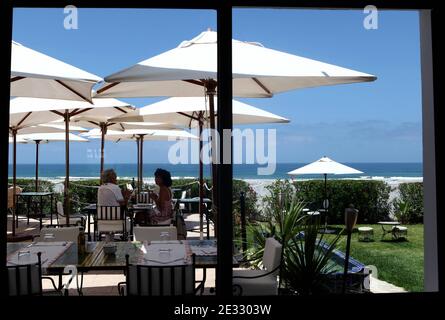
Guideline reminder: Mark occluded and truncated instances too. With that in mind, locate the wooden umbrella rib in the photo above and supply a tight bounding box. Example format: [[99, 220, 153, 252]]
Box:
[[11, 76, 25, 82], [71, 108, 93, 117], [16, 112, 33, 128], [55, 79, 92, 103], [96, 82, 120, 94], [183, 79, 205, 87], [50, 110, 65, 117], [252, 77, 273, 97], [177, 112, 200, 122], [114, 106, 129, 114]]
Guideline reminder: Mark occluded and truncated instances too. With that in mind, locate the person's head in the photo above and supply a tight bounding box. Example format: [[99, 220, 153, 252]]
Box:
[[154, 168, 172, 187], [102, 169, 117, 184]]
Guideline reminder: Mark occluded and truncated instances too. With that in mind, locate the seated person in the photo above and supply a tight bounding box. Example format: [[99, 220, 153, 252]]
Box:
[[98, 169, 132, 206], [149, 168, 173, 225]]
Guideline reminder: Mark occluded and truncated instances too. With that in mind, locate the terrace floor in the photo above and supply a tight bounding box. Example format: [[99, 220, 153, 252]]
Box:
[[6, 213, 407, 295]]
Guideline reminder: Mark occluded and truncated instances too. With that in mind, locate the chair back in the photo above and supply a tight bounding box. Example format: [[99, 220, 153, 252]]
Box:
[[133, 226, 177, 242], [7, 252, 42, 296], [137, 192, 151, 204], [7, 186, 22, 209], [96, 206, 124, 221], [40, 226, 80, 242], [262, 237, 282, 276], [125, 254, 195, 296], [56, 201, 64, 216]]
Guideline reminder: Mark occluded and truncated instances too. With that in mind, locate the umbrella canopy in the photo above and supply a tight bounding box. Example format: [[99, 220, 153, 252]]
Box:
[[287, 157, 363, 219], [17, 132, 89, 143], [83, 128, 197, 141], [108, 97, 290, 127], [96, 30, 376, 98], [13, 123, 87, 135], [287, 156, 363, 176], [11, 41, 101, 102]]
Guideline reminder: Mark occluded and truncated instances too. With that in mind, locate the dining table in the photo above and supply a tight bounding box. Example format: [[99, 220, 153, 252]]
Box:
[[7, 239, 238, 295]]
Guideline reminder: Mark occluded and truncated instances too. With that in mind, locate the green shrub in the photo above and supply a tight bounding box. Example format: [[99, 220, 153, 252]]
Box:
[[292, 179, 391, 224], [9, 178, 55, 193], [395, 182, 423, 223]]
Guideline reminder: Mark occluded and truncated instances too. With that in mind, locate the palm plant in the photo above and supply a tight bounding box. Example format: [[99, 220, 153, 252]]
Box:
[[283, 216, 342, 295], [243, 186, 306, 269]]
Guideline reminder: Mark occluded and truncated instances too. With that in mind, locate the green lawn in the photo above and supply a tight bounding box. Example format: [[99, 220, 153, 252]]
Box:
[[325, 224, 424, 292]]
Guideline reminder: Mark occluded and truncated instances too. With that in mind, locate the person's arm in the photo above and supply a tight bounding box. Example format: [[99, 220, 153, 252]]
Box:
[[153, 187, 168, 210]]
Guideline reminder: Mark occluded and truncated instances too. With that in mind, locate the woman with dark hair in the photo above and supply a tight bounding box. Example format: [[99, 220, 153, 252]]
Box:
[[149, 168, 173, 224]]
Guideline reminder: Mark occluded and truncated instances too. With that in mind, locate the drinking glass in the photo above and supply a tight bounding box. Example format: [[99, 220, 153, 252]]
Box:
[[160, 231, 170, 241], [17, 250, 31, 264]]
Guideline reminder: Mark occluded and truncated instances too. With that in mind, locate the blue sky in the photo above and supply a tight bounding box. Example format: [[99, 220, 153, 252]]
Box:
[[11, 8, 422, 164]]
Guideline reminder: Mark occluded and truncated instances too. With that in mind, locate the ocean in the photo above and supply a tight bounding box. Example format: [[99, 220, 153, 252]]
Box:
[[8, 162, 423, 181]]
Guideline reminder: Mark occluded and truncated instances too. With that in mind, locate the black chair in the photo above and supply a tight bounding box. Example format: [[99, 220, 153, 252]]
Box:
[[7, 252, 43, 296], [95, 205, 129, 241], [118, 254, 198, 296], [136, 191, 152, 204]]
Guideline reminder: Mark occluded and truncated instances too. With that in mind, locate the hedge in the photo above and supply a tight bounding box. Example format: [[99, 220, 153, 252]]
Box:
[[292, 179, 391, 224], [395, 182, 423, 223]]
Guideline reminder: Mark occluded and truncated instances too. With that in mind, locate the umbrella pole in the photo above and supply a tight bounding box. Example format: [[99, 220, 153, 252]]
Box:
[[12, 129, 17, 236], [140, 135, 145, 192], [199, 120, 204, 240], [324, 173, 328, 228], [35, 140, 40, 192], [136, 137, 140, 194], [205, 80, 218, 235], [100, 123, 107, 184], [64, 110, 70, 225]]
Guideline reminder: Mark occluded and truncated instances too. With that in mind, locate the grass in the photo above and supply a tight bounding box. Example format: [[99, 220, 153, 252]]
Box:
[[324, 224, 424, 292], [240, 222, 424, 292]]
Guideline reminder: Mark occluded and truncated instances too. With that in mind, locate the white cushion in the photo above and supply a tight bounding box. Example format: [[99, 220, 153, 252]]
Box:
[[97, 218, 131, 233], [262, 238, 282, 275], [133, 226, 177, 242], [395, 226, 408, 231], [233, 269, 278, 296]]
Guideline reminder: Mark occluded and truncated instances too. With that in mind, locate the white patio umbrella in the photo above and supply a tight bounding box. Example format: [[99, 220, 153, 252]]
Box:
[[10, 97, 133, 225], [82, 128, 198, 191], [11, 41, 101, 102], [96, 30, 376, 98], [96, 29, 376, 231], [109, 96, 290, 236], [14, 132, 88, 192], [287, 156, 363, 218]]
